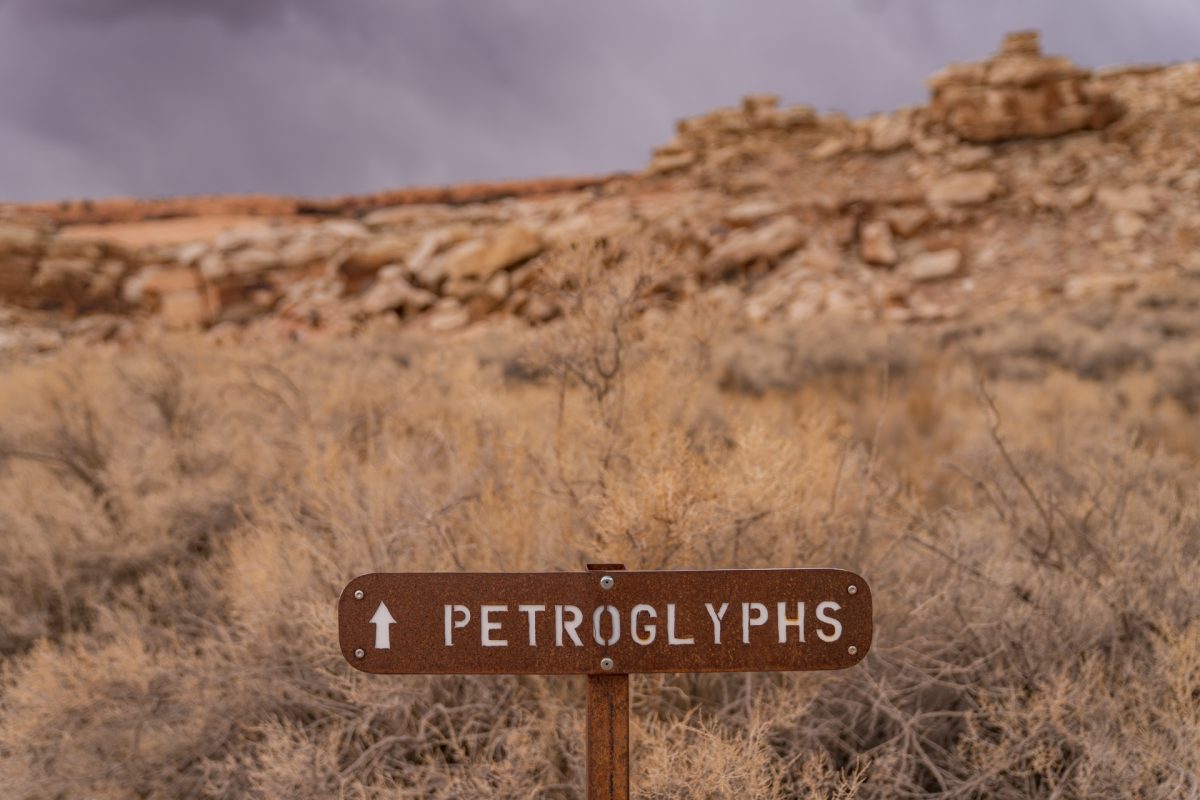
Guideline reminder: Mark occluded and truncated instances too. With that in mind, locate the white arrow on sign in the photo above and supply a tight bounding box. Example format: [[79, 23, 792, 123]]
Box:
[[370, 602, 397, 650]]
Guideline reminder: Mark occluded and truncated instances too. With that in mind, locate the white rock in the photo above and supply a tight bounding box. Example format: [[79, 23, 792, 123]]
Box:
[[883, 206, 932, 237], [810, 137, 849, 160], [1063, 273, 1138, 301], [278, 235, 341, 270], [173, 241, 209, 266], [484, 270, 512, 303], [860, 220, 898, 266], [426, 298, 470, 331], [723, 199, 783, 228], [348, 235, 412, 273], [224, 247, 280, 275], [866, 111, 912, 153], [926, 171, 999, 206], [319, 220, 370, 238], [198, 253, 228, 281], [702, 216, 806, 278], [902, 249, 964, 282], [358, 274, 436, 315], [946, 146, 993, 169], [435, 224, 542, 283], [409, 225, 475, 282]]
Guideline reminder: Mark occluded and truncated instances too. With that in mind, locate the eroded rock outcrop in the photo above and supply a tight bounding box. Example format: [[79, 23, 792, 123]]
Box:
[[3, 31, 1198, 356], [649, 94, 822, 174], [927, 31, 1124, 142]]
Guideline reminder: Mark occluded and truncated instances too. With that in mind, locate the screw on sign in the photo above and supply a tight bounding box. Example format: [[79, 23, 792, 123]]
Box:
[[339, 564, 873, 799]]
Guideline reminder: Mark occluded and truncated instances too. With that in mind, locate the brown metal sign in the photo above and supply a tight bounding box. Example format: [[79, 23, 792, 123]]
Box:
[[339, 568, 871, 675]]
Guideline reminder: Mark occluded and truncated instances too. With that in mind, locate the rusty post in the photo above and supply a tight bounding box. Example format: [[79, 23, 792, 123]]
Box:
[[586, 563, 629, 800]]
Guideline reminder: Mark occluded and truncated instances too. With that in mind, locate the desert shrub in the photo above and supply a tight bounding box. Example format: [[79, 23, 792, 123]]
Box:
[[1, 264, 1198, 798]]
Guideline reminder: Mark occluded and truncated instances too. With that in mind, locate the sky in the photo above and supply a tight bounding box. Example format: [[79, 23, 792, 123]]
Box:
[[0, 1, 1196, 202]]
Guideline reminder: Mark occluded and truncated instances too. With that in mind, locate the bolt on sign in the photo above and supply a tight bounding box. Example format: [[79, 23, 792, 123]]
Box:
[[339, 566, 872, 799]]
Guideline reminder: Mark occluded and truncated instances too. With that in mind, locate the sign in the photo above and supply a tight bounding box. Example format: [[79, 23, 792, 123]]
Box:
[[339, 568, 871, 675]]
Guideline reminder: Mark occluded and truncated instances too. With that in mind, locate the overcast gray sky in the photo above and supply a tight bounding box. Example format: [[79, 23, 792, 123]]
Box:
[[1, 1, 1196, 202]]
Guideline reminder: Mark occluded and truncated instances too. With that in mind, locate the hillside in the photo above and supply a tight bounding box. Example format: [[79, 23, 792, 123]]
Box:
[[1, 32, 1198, 799], [1, 32, 1197, 353]]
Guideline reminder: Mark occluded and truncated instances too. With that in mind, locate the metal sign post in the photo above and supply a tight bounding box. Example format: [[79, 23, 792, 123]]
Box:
[[339, 564, 872, 798], [585, 563, 629, 800]]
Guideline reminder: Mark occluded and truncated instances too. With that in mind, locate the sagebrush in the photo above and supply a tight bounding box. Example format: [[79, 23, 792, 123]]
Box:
[[1, 253, 1198, 799]]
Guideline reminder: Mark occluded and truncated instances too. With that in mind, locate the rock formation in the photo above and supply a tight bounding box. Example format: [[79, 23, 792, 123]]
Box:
[[1, 31, 1197, 356], [927, 31, 1124, 142]]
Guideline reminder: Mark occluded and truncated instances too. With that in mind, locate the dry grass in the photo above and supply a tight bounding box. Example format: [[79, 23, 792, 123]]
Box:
[[1, 249, 1198, 798]]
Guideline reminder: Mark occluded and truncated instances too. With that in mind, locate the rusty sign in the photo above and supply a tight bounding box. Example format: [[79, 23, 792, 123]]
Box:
[[338, 568, 871, 675]]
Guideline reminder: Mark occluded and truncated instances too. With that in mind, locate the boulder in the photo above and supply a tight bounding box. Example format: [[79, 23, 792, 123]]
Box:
[[927, 31, 1123, 143], [883, 206, 932, 237], [902, 249, 964, 282], [232, 250, 281, 276], [860, 220, 898, 266], [319, 220, 371, 239], [810, 137, 849, 160], [277, 234, 343, 270], [196, 253, 229, 282], [648, 150, 698, 174], [866, 110, 913, 153], [344, 235, 412, 276], [761, 104, 818, 129], [426, 298, 471, 332], [358, 270, 436, 315], [170, 241, 208, 267], [741, 93, 780, 118], [946, 146, 993, 170], [702, 216, 806, 278], [927, 171, 999, 206], [484, 270, 512, 304], [435, 224, 542, 284], [408, 225, 476, 287], [200, 247, 279, 280], [723, 199, 784, 228]]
